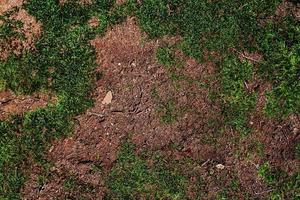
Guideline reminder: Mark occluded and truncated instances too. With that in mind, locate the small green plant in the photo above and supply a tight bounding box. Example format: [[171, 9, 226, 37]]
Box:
[[296, 143, 300, 160], [63, 176, 76, 190], [62, 174, 97, 199], [258, 162, 277, 184]]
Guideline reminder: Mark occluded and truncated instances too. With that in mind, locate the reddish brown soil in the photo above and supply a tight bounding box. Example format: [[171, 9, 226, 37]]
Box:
[[21, 17, 224, 199], [88, 16, 99, 28], [20, 12, 300, 200]]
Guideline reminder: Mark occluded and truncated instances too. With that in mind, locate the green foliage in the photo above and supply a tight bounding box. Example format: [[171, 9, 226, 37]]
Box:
[[220, 55, 256, 134], [159, 99, 178, 124], [137, 0, 181, 38], [109, 0, 137, 25], [0, 120, 25, 200], [258, 162, 277, 184], [257, 17, 300, 116], [156, 46, 176, 68], [107, 142, 187, 199], [258, 162, 300, 199], [152, 88, 182, 124], [137, 0, 281, 59], [296, 142, 300, 160], [62, 174, 97, 199]]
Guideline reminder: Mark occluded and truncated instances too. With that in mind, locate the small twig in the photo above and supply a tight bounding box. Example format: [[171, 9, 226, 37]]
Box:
[[254, 189, 274, 195], [232, 48, 261, 63], [87, 111, 105, 118], [239, 3, 249, 10], [201, 159, 210, 167], [240, 53, 261, 63], [0, 98, 13, 105], [110, 108, 124, 113], [249, 160, 259, 169], [244, 81, 249, 90]]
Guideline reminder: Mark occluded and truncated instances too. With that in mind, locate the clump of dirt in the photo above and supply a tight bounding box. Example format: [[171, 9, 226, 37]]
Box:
[[87, 16, 99, 28], [0, 6, 42, 60], [0, 90, 57, 120]]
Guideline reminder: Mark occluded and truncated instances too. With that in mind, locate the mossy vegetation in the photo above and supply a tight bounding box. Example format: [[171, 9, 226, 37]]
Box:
[[0, 0, 117, 198], [0, 0, 299, 199], [257, 17, 300, 116], [258, 162, 300, 199], [106, 142, 187, 199], [0, 13, 24, 42], [219, 56, 256, 134]]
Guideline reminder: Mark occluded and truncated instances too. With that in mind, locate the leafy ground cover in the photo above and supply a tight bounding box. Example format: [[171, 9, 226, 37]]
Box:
[[0, 0, 299, 199]]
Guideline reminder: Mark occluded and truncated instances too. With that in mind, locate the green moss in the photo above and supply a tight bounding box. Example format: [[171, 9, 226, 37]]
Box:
[[0, 14, 24, 41], [258, 162, 300, 199], [0, 120, 25, 200], [107, 142, 188, 199], [156, 46, 177, 68], [220, 55, 256, 135], [257, 17, 300, 116], [137, 0, 180, 38]]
